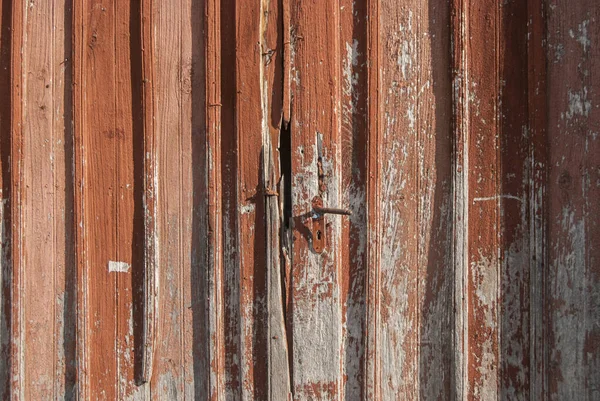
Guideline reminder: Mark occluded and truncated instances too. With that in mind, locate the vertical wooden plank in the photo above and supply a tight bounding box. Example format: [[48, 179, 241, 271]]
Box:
[[205, 0, 226, 397], [378, 1, 420, 398], [73, 0, 143, 398], [261, 0, 288, 398], [225, 0, 286, 398], [73, 0, 88, 396], [498, 0, 532, 398], [21, 1, 55, 396], [527, 0, 548, 398], [152, 0, 187, 397], [364, 0, 381, 398], [338, 1, 369, 399], [76, 1, 117, 397], [289, 1, 343, 399], [224, 0, 257, 398], [18, 0, 74, 398], [149, 0, 207, 397], [140, 0, 158, 387], [115, 2, 148, 398], [0, 1, 10, 397], [184, 0, 206, 397], [450, 0, 469, 398], [416, 0, 454, 399], [546, 2, 600, 399], [265, 143, 291, 401], [8, 0, 23, 399], [465, 0, 501, 398], [289, 0, 344, 395]]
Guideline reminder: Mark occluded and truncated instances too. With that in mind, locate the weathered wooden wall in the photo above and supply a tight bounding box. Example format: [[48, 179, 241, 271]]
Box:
[[0, 0, 598, 400]]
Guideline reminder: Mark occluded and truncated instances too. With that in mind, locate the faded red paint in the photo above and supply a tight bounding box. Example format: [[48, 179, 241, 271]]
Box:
[[0, 0, 598, 399]]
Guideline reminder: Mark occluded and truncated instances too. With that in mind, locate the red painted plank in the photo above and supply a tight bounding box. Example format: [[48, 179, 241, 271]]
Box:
[[289, 1, 344, 399], [546, 2, 600, 399]]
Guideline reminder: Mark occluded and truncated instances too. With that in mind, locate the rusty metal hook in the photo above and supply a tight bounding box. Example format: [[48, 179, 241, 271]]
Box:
[[310, 196, 351, 253]]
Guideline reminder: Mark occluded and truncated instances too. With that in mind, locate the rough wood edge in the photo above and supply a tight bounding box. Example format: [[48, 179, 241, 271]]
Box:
[[205, 0, 225, 397], [527, 0, 548, 398], [140, 0, 158, 385], [364, 0, 381, 399], [264, 142, 292, 401], [73, 0, 88, 397], [451, 0, 469, 399]]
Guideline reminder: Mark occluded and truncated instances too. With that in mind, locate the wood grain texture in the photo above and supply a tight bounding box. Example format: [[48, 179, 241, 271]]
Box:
[[465, 1, 501, 398], [0, 0, 598, 399], [19, 0, 75, 398], [73, 0, 146, 398], [140, 0, 158, 385], [289, 1, 344, 399], [546, 1, 600, 399], [205, 0, 226, 398], [0, 0, 11, 394], [151, 0, 191, 398]]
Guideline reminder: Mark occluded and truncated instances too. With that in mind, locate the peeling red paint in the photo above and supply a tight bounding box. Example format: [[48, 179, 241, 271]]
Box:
[[0, 0, 598, 399]]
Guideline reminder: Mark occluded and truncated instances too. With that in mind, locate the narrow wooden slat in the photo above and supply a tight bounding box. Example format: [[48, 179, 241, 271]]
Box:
[[281, 0, 291, 127], [115, 1, 147, 398], [498, 0, 532, 397], [0, 1, 11, 396], [364, 0, 381, 398], [338, 1, 369, 399], [9, 0, 24, 399], [527, 0, 548, 397], [450, 0, 469, 398], [226, 1, 259, 398], [261, 1, 287, 399], [264, 143, 291, 401], [205, 0, 225, 397], [182, 0, 204, 397], [416, 0, 454, 398], [140, 0, 158, 386], [73, 0, 89, 396]]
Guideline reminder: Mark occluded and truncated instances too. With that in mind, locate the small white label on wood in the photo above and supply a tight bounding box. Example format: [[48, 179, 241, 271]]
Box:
[[108, 261, 130, 273]]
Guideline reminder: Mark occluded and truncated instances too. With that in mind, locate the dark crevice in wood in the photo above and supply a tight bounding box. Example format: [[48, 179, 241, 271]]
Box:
[[129, 0, 147, 386], [278, 108, 294, 394], [279, 122, 292, 231], [190, 0, 208, 395], [62, 0, 77, 398]]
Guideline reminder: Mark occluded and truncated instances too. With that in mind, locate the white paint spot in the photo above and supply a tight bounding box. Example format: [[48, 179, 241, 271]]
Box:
[[566, 88, 592, 120], [240, 203, 255, 215], [108, 261, 130, 273], [473, 194, 523, 203], [569, 20, 590, 53], [398, 40, 412, 80]]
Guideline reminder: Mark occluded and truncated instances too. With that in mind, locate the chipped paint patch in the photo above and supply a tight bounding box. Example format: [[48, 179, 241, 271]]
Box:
[[565, 88, 592, 120], [108, 261, 130, 273], [569, 20, 590, 53], [240, 203, 255, 215]]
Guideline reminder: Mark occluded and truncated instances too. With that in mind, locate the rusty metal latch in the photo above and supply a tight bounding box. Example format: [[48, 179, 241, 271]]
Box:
[[310, 196, 351, 253]]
